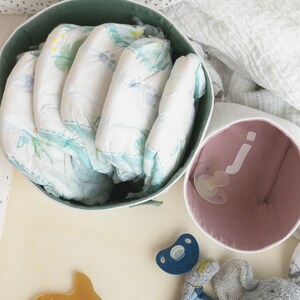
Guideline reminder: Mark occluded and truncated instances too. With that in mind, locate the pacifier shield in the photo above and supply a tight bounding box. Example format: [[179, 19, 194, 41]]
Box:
[[156, 233, 199, 275]]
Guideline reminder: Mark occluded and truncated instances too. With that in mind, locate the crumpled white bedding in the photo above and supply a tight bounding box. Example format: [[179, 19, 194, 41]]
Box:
[[160, 0, 300, 122]]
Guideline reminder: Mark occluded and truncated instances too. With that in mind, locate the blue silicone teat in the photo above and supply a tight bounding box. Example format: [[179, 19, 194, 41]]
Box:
[[156, 233, 199, 275]]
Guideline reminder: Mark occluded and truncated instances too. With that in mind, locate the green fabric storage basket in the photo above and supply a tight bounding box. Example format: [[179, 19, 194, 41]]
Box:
[[0, 0, 214, 209]]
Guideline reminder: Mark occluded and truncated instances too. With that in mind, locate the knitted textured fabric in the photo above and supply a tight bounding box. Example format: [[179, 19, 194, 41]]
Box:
[[182, 258, 219, 300], [241, 278, 300, 299], [213, 259, 300, 300], [212, 260, 258, 300], [289, 243, 300, 286], [293, 228, 300, 241]]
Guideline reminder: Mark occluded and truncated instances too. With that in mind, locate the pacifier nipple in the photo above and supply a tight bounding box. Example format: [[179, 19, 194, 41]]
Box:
[[193, 162, 229, 204]]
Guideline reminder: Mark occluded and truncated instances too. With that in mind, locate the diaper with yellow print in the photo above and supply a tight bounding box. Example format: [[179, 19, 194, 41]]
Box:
[[0, 51, 112, 204], [33, 24, 104, 171]]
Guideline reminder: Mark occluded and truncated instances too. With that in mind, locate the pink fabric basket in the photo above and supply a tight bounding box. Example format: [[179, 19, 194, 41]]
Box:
[[184, 103, 300, 252]]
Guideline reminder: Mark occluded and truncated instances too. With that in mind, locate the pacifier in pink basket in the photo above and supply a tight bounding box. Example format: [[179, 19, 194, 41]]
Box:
[[193, 162, 229, 204], [193, 131, 257, 204]]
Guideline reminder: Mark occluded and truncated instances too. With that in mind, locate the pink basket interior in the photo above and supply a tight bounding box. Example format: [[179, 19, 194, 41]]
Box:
[[185, 120, 300, 251]]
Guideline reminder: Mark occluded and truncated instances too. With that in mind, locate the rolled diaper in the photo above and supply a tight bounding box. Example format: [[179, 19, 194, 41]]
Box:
[[96, 37, 172, 182], [33, 24, 112, 173], [61, 22, 161, 173], [143, 54, 206, 191], [0, 51, 112, 204]]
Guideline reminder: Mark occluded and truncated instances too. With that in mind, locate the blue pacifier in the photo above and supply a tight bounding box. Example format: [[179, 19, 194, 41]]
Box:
[[156, 233, 199, 275]]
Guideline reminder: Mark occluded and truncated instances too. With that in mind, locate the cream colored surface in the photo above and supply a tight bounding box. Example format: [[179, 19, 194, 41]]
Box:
[[0, 171, 298, 300], [0, 14, 298, 300]]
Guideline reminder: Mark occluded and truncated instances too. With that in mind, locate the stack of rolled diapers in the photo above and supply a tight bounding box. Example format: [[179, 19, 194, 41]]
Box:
[[0, 21, 206, 206]]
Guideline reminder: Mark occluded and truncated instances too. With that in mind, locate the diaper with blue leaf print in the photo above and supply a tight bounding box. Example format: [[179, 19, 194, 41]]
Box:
[[61, 23, 163, 174], [95, 37, 173, 183]]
